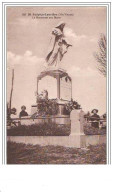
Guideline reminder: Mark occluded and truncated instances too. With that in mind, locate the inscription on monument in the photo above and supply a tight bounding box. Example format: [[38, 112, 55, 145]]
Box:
[[60, 76, 71, 101]]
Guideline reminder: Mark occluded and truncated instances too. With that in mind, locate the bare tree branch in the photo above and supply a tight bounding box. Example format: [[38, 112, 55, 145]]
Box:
[[94, 34, 106, 77]]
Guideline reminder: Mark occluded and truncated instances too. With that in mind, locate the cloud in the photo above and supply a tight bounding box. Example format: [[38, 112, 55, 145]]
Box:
[[64, 27, 87, 41], [67, 65, 100, 78], [7, 51, 44, 72], [64, 27, 98, 46], [24, 50, 33, 56]]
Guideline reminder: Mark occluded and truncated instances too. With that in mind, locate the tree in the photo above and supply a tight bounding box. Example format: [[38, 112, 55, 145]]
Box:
[[94, 34, 106, 77]]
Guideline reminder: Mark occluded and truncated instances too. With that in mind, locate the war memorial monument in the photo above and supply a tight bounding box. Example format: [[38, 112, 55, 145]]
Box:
[[31, 21, 72, 117]]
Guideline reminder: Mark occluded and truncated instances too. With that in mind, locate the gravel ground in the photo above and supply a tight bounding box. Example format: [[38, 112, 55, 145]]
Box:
[[7, 141, 106, 164]]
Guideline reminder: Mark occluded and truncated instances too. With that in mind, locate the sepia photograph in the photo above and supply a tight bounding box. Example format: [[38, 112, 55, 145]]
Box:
[[6, 5, 107, 164]]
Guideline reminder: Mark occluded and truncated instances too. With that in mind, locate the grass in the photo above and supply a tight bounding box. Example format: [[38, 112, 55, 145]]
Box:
[[7, 141, 106, 164]]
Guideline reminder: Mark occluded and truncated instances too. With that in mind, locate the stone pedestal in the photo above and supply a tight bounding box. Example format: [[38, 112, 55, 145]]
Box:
[[70, 109, 85, 135], [31, 68, 72, 119], [70, 109, 85, 147], [37, 69, 72, 101]]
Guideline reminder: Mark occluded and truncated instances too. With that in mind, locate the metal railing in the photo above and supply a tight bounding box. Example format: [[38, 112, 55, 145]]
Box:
[[7, 115, 70, 127]]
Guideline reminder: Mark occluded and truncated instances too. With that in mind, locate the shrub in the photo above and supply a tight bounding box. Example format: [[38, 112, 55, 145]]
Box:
[[35, 95, 81, 116], [64, 100, 81, 114], [7, 122, 71, 136], [84, 124, 106, 135], [37, 99, 59, 115]]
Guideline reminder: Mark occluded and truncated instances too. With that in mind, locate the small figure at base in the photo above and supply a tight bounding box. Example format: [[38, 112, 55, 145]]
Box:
[[90, 109, 100, 128], [19, 105, 28, 118]]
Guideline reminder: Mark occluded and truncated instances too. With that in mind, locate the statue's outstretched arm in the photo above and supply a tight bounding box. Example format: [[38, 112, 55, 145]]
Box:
[[62, 39, 72, 47]]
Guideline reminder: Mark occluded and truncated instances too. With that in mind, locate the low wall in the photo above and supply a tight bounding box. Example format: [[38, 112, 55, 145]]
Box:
[[85, 135, 106, 146], [7, 134, 106, 148]]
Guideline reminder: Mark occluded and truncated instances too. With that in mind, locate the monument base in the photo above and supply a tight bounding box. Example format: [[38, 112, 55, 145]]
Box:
[[31, 104, 37, 115], [31, 99, 69, 117]]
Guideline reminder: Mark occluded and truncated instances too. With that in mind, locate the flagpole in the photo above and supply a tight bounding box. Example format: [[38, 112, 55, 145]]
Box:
[[9, 68, 14, 114]]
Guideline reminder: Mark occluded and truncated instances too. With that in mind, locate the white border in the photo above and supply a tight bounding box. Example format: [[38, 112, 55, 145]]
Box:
[[0, 1, 112, 195]]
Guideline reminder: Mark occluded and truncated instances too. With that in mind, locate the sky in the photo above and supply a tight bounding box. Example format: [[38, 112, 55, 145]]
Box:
[[7, 6, 106, 116]]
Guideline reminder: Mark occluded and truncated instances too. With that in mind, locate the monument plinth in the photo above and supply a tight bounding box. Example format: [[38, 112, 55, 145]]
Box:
[[31, 68, 72, 116], [37, 68, 72, 100]]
